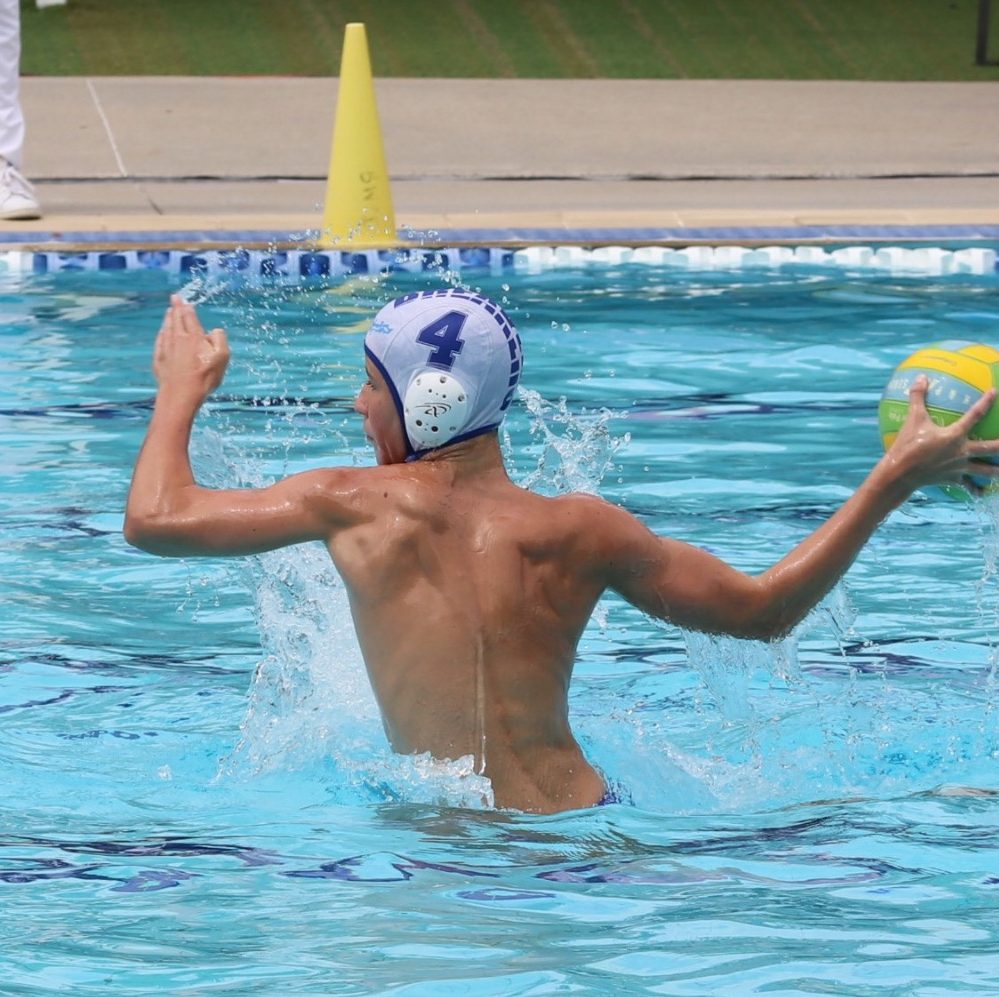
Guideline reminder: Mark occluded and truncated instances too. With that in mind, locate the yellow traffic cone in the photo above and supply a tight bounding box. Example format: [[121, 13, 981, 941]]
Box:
[[320, 23, 398, 248]]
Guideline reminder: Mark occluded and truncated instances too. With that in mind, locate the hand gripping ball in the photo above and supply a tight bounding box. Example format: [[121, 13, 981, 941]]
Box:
[[878, 340, 999, 499]]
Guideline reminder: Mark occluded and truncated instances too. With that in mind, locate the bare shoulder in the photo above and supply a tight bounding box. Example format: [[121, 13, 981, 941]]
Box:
[[547, 491, 643, 529], [285, 464, 415, 525], [543, 492, 681, 595], [524, 491, 655, 553]]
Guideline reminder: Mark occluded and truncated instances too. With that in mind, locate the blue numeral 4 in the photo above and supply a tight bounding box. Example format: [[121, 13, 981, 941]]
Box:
[[417, 311, 467, 370]]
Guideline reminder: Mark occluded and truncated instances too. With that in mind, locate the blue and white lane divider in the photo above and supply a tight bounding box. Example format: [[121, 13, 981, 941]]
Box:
[[513, 245, 998, 274], [1, 244, 996, 276]]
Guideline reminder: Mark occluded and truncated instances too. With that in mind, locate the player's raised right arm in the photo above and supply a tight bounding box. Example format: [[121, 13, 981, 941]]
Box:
[[124, 294, 364, 558]]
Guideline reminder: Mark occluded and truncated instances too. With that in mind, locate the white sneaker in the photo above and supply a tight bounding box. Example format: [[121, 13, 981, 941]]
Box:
[[0, 160, 41, 220]]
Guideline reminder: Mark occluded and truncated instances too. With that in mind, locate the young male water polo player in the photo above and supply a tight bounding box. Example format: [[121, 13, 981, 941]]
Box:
[[125, 290, 999, 814]]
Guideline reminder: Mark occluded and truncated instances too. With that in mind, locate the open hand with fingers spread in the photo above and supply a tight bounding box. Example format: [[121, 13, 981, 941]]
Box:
[[153, 294, 230, 406], [882, 375, 999, 498]]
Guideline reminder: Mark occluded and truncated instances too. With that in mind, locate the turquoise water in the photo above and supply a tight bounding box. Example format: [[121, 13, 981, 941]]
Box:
[[4, 263, 999, 994]]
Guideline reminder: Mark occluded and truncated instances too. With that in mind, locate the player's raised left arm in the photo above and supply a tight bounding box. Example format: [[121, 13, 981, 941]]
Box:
[[741, 376, 999, 634], [603, 376, 999, 640]]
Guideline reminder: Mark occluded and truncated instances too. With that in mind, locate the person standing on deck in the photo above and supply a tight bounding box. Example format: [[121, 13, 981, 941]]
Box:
[[0, 0, 40, 219], [125, 290, 999, 813]]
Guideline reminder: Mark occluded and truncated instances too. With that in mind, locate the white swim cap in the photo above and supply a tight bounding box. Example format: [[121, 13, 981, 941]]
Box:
[[364, 289, 523, 459]]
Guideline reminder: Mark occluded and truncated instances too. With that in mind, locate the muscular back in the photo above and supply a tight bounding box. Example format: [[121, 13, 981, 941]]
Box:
[[322, 447, 616, 812]]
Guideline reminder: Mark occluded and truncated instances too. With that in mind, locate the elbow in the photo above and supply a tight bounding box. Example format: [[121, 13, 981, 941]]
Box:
[[719, 614, 786, 643], [123, 509, 157, 552], [726, 587, 799, 643], [123, 508, 178, 555]]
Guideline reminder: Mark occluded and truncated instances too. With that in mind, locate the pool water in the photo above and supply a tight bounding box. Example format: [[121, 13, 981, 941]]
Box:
[[4, 262, 999, 994]]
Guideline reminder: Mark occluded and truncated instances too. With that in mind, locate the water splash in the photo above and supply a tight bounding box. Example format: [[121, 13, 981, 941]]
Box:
[[681, 584, 854, 724], [225, 545, 374, 768], [177, 269, 237, 307], [221, 537, 494, 807], [975, 496, 999, 683], [517, 387, 629, 495]]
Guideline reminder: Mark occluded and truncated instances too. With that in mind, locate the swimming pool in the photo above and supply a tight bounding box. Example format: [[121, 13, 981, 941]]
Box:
[[4, 255, 999, 994]]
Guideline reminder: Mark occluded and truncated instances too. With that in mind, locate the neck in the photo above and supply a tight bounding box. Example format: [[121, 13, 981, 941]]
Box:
[[419, 432, 508, 478]]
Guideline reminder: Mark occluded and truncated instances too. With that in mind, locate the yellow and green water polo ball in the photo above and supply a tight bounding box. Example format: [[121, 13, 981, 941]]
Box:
[[878, 340, 999, 498]]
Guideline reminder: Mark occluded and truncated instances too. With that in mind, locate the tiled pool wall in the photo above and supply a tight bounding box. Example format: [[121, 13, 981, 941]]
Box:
[[4, 244, 997, 277]]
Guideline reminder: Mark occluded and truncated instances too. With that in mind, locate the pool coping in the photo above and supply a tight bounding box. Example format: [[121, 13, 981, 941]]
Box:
[[13, 77, 999, 254]]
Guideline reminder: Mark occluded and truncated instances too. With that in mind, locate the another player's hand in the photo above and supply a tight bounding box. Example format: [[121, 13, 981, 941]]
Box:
[[888, 375, 999, 495], [152, 294, 230, 404]]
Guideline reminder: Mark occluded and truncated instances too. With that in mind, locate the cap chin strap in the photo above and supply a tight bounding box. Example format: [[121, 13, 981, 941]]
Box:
[[403, 370, 471, 451]]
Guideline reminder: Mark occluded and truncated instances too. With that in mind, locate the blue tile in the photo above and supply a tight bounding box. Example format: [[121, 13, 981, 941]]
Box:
[[342, 252, 370, 274], [137, 251, 172, 269], [179, 254, 209, 274], [298, 253, 330, 277], [259, 253, 290, 276], [219, 249, 250, 272]]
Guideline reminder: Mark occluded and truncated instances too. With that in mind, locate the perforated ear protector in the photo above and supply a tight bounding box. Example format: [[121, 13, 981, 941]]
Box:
[[403, 371, 471, 449]]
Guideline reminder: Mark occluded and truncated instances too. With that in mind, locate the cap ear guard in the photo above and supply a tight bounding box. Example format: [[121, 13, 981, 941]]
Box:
[[404, 371, 471, 450]]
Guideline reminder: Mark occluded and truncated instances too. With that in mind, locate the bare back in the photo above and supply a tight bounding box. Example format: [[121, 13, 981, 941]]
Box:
[[324, 442, 613, 812]]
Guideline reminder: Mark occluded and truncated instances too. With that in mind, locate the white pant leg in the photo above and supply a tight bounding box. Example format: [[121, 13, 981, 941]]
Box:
[[0, 0, 24, 168]]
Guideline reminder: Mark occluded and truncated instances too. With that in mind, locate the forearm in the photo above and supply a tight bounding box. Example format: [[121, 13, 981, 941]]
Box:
[[750, 454, 912, 637], [629, 377, 997, 641], [124, 388, 204, 547], [124, 386, 349, 558]]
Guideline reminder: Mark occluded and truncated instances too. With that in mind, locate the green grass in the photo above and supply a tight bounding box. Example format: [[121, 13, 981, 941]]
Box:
[[21, 0, 999, 80]]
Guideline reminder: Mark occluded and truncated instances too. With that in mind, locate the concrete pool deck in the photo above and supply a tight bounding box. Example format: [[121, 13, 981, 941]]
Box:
[[7, 76, 999, 249]]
